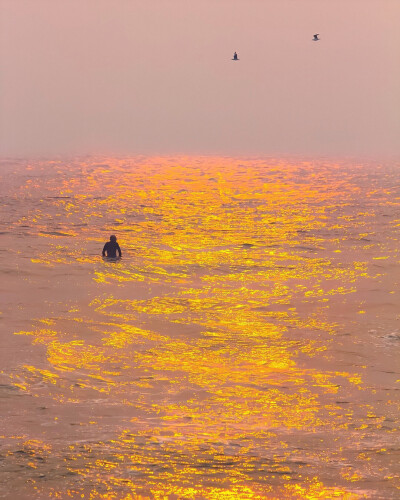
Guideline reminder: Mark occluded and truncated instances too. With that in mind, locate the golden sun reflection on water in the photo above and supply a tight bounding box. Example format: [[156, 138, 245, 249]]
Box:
[[2, 157, 400, 498]]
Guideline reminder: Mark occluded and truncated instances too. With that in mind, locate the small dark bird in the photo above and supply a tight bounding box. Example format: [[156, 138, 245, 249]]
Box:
[[313, 34, 320, 41]]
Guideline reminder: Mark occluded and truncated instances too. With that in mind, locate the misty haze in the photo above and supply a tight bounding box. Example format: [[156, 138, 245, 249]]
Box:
[[1, 2, 400, 499], [1, 0, 399, 158]]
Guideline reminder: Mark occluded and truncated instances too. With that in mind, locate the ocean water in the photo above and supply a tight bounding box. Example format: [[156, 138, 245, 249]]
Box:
[[0, 157, 399, 499]]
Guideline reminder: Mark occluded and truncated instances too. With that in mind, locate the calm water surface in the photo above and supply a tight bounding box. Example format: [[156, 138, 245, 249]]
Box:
[[0, 157, 399, 499]]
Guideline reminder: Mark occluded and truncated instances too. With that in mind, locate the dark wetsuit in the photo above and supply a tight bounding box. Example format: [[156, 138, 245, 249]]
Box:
[[102, 241, 121, 258]]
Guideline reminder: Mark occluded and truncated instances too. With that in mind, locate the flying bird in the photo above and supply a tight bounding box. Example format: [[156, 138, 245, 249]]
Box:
[[313, 34, 320, 41]]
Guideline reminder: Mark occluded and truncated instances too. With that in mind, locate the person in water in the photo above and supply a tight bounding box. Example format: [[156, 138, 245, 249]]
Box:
[[233, 52, 238, 60], [102, 235, 122, 258]]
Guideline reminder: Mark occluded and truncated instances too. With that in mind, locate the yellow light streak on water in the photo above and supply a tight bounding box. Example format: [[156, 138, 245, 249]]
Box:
[[1, 157, 399, 498]]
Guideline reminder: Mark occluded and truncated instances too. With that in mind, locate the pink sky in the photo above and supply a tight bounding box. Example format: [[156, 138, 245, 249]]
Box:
[[1, 0, 399, 158]]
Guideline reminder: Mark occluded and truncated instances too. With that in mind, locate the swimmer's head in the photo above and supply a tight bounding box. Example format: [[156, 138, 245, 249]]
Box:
[[110, 235, 117, 242]]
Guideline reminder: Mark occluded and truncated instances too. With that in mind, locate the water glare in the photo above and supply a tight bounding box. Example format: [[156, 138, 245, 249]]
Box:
[[1, 157, 399, 499]]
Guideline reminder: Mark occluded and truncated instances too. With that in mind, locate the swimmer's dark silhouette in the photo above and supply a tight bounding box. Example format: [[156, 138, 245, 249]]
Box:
[[233, 51, 238, 60], [102, 235, 122, 258]]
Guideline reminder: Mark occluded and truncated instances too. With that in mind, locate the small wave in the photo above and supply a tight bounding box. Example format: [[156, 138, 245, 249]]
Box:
[[382, 331, 400, 341], [293, 245, 317, 251], [40, 231, 72, 237]]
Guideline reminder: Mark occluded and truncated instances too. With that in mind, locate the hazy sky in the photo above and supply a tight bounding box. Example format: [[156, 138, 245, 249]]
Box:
[[1, 0, 399, 158]]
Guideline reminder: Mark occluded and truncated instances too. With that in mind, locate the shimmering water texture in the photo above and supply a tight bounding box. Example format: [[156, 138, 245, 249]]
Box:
[[1, 157, 399, 499]]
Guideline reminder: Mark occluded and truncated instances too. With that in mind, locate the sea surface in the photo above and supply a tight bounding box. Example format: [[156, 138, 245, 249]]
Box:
[[0, 157, 399, 499]]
